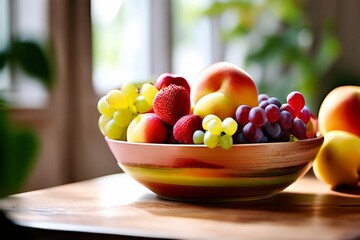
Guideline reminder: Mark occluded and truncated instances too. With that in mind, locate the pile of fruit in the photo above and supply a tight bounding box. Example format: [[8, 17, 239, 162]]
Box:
[[97, 62, 318, 149]]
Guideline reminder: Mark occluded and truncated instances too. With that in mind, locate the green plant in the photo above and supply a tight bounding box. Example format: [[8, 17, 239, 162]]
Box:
[[0, 39, 53, 198], [203, 0, 341, 112]]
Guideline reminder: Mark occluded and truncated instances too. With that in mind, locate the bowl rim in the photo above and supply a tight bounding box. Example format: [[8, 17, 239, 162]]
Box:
[[105, 135, 324, 148]]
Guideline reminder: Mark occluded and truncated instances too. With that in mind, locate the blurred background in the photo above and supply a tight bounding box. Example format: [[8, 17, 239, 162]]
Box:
[[1, 0, 359, 196]]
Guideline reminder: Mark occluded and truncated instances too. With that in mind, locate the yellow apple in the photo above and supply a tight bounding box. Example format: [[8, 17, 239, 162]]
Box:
[[313, 130, 360, 188]]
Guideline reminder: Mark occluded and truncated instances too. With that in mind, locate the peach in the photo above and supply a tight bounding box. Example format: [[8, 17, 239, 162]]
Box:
[[318, 85, 360, 137], [127, 113, 169, 143], [191, 62, 258, 119]]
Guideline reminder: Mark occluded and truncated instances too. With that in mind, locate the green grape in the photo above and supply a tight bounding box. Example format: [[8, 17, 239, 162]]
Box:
[[134, 95, 152, 113], [128, 103, 138, 114], [222, 117, 238, 136], [105, 119, 125, 139], [97, 96, 115, 117], [141, 83, 158, 104], [193, 130, 205, 144], [119, 127, 127, 141], [106, 89, 129, 109], [113, 108, 134, 127], [207, 118, 222, 135], [202, 114, 221, 130], [219, 134, 233, 150], [204, 131, 219, 148], [121, 83, 138, 104], [98, 114, 111, 136]]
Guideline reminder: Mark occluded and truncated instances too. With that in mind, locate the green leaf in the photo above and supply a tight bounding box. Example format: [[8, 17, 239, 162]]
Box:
[[0, 108, 12, 198], [203, 1, 254, 16], [0, 51, 7, 69], [0, 105, 39, 198], [9, 128, 39, 194], [314, 22, 341, 75], [12, 40, 54, 89]]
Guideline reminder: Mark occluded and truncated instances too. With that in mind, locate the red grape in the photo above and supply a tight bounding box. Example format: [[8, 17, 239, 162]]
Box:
[[290, 118, 308, 140], [297, 106, 311, 124], [248, 107, 267, 127], [265, 104, 280, 122], [280, 103, 296, 118], [267, 97, 282, 108], [233, 90, 313, 145], [235, 105, 251, 126], [243, 122, 264, 143], [279, 110, 294, 130], [258, 93, 269, 104], [263, 121, 281, 139], [259, 100, 269, 109], [287, 91, 305, 111]]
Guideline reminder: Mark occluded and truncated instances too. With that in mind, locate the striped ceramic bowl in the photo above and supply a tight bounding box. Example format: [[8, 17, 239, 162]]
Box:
[[106, 136, 324, 202]]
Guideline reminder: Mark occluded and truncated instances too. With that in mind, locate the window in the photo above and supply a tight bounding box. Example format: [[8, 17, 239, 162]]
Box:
[[91, 0, 338, 110], [91, 0, 151, 95], [0, 0, 11, 91], [0, 0, 49, 108], [91, 0, 221, 96], [171, 0, 215, 82]]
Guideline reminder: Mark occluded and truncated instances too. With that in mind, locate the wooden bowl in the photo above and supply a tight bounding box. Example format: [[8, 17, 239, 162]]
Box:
[[106, 136, 324, 202]]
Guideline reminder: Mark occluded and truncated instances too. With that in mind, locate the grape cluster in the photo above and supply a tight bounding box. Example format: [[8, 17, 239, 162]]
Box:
[[97, 83, 159, 140], [234, 91, 311, 144], [193, 114, 238, 149]]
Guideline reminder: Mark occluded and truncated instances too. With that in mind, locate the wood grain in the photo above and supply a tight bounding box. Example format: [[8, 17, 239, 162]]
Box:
[[1, 173, 360, 240]]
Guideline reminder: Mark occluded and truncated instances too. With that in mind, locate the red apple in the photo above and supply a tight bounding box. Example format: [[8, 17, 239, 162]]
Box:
[[154, 73, 191, 95]]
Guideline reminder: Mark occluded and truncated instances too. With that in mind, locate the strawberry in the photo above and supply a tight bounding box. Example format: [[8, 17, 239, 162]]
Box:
[[153, 84, 191, 126], [173, 114, 203, 144]]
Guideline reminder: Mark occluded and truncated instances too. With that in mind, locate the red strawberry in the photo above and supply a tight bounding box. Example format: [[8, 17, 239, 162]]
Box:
[[153, 84, 191, 126], [173, 114, 203, 144]]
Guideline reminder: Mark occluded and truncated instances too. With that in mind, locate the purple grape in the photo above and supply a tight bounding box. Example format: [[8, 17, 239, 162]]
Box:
[[259, 134, 269, 143], [273, 130, 291, 142], [279, 110, 294, 130], [298, 105, 311, 124], [289, 118, 308, 140], [280, 103, 296, 118], [263, 121, 281, 139], [233, 132, 248, 144], [248, 107, 267, 127], [259, 100, 269, 109], [258, 93, 269, 104], [243, 122, 264, 143], [267, 97, 282, 108], [265, 104, 280, 122], [235, 105, 251, 126]]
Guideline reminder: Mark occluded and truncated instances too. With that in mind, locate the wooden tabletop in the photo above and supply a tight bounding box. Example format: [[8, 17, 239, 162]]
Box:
[[1, 173, 360, 240]]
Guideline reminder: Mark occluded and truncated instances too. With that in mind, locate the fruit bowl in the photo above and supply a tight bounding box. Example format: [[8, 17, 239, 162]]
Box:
[[105, 136, 324, 202]]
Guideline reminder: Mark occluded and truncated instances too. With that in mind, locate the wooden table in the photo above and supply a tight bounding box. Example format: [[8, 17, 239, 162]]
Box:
[[1, 173, 360, 240]]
